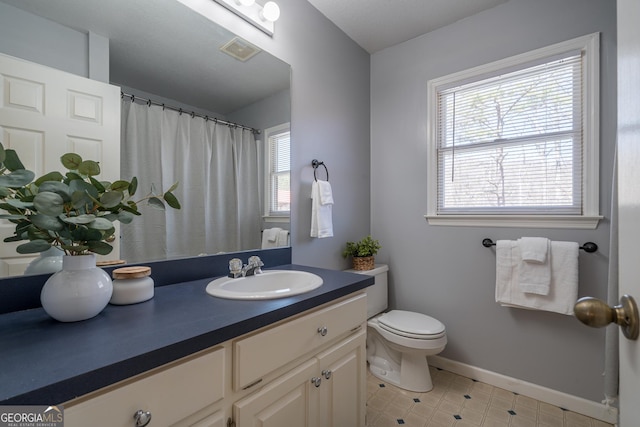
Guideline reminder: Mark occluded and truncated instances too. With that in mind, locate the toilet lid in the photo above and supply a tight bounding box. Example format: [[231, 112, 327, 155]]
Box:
[[378, 310, 445, 339]]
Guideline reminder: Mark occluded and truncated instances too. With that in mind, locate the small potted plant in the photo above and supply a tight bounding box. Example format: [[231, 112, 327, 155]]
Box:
[[342, 235, 381, 271], [0, 143, 180, 321]]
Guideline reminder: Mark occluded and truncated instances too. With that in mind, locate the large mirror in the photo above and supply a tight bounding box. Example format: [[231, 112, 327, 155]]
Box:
[[0, 0, 291, 276]]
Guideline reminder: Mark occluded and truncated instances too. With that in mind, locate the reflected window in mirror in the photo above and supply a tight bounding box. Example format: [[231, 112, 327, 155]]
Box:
[[265, 123, 291, 219]]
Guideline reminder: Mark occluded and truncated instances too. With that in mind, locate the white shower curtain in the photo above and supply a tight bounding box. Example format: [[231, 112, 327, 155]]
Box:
[[120, 100, 262, 263]]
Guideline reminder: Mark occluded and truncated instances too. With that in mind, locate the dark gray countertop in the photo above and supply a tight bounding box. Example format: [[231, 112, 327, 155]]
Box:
[[0, 264, 373, 405]]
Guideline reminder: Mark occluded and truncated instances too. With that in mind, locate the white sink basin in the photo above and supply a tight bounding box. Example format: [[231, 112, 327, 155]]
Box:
[[206, 270, 323, 300]]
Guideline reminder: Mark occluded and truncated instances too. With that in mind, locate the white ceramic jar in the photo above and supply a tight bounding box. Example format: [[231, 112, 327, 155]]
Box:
[[40, 254, 113, 322], [110, 266, 154, 305]]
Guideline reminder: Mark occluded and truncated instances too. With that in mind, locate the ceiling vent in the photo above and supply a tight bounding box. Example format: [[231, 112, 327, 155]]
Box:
[[220, 37, 261, 62]]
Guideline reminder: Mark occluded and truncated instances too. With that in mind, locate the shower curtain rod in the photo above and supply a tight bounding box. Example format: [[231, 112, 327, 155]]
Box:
[[120, 91, 260, 134]]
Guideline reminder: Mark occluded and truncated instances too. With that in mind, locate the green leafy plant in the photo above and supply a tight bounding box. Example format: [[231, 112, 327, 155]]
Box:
[[342, 235, 382, 258], [0, 143, 180, 256]]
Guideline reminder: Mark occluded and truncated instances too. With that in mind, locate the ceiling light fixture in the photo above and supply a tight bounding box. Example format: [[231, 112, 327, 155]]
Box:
[[213, 0, 280, 36], [260, 2, 280, 23]]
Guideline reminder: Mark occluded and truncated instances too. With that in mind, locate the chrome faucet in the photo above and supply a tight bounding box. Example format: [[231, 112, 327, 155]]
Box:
[[228, 256, 264, 278], [228, 258, 243, 278], [242, 256, 264, 277]]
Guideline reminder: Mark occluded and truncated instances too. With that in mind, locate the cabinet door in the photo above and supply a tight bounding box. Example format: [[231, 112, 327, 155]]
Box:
[[317, 329, 366, 427], [188, 409, 226, 427], [234, 359, 319, 427]]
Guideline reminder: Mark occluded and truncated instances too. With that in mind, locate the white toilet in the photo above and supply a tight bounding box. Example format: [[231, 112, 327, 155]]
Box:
[[347, 264, 447, 392]]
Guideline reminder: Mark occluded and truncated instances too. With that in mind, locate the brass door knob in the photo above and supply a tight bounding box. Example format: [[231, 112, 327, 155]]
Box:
[[574, 294, 639, 340]]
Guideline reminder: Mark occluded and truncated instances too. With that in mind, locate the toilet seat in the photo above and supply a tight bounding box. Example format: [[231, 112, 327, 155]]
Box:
[[378, 310, 445, 340]]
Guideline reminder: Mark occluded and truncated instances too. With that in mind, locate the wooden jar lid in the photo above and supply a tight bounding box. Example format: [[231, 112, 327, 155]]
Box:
[[112, 266, 151, 279], [96, 259, 126, 267]]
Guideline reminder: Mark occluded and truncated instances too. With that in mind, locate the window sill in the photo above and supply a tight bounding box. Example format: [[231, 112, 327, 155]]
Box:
[[424, 214, 602, 229], [263, 215, 290, 223]]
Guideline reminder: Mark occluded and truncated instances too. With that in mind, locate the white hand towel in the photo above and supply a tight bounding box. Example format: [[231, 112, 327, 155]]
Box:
[[276, 229, 289, 246], [317, 180, 334, 205], [495, 240, 517, 306], [518, 237, 551, 295], [496, 240, 579, 315], [310, 181, 333, 238], [519, 237, 549, 263], [266, 227, 280, 242], [261, 227, 282, 248]]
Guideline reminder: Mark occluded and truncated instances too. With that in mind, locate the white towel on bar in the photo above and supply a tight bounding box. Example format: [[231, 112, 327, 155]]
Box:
[[262, 227, 282, 248], [276, 229, 289, 246], [310, 180, 333, 238], [519, 237, 549, 263], [495, 240, 579, 315], [317, 180, 334, 205], [262, 228, 289, 248], [518, 237, 551, 295]]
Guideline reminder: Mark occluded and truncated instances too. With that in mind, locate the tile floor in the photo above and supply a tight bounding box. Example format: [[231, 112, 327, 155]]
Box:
[[366, 367, 614, 427]]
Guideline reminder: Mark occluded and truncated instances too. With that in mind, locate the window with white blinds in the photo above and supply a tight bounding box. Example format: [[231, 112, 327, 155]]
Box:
[[265, 123, 290, 216], [425, 33, 601, 228]]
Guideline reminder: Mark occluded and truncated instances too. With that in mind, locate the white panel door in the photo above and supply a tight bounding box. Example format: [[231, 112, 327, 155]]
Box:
[[0, 53, 120, 275], [617, 0, 640, 425]]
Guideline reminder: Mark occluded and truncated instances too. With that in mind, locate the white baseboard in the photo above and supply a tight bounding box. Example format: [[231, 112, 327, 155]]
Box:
[[428, 355, 618, 425]]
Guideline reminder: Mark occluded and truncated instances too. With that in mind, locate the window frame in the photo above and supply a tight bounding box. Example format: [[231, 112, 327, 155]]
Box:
[[263, 122, 291, 222], [425, 33, 601, 229]]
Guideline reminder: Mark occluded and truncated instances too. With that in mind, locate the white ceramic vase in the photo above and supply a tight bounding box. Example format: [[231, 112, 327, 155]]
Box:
[[24, 246, 64, 275], [40, 254, 113, 322]]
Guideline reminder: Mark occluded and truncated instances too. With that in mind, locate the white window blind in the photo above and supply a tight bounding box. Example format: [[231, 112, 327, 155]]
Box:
[[267, 127, 290, 215], [437, 53, 582, 214], [426, 33, 601, 228]]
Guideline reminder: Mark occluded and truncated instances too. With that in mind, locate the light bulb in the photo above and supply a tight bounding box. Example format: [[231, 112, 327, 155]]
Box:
[[235, 0, 255, 6], [261, 1, 280, 22]]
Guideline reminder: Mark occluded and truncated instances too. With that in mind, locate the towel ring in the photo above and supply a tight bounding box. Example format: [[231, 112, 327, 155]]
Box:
[[311, 159, 329, 181]]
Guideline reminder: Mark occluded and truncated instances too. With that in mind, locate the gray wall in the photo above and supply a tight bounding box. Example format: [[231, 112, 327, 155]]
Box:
[[196, 0, 372, 269], [227, 88, 290, 131], [0, 0, 372, 270], [370, 0, 616, 402], [0, 2, 88, 76], [2, 0, 615, 405]]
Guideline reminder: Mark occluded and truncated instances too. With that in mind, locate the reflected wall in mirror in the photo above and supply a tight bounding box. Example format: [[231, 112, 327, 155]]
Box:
[[0, 0, 291, 276]]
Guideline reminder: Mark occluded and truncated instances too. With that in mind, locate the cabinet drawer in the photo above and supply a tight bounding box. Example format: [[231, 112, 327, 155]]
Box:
[[234, 292, 366, 390], [64, 347, 226, 427]]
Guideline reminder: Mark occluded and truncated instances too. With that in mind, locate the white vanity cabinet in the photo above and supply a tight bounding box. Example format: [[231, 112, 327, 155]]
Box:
[[61, 291, 367, 427], [63, 346, 227, 427], [231, 293, 367, 427], [232, 331, 366, 427]]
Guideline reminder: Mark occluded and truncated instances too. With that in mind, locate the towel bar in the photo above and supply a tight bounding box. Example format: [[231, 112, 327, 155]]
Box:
[[481, 238, 598, 253]]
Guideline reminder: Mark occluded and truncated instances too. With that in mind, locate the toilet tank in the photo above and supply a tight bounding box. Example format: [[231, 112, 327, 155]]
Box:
[[344, 264, 388, 319]]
